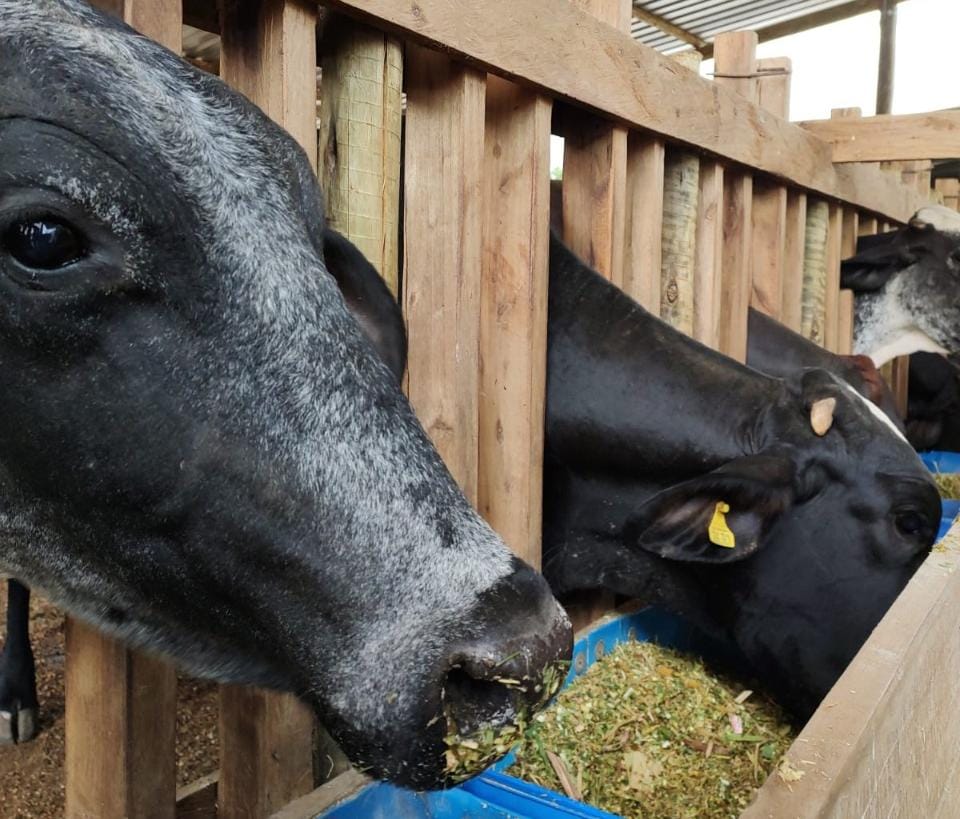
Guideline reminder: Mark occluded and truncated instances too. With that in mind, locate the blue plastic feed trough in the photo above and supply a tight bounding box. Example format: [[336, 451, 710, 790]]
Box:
[[319, 455, 960, 819]]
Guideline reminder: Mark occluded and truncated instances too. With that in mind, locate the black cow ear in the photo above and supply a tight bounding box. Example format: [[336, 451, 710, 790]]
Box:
[[322, 229, 408, 382], [840, 231, 917, 292], [629, 455, 796, 564]]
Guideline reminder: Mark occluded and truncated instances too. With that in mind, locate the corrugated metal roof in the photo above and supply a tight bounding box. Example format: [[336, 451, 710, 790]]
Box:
[[632, 0, 876, 53]]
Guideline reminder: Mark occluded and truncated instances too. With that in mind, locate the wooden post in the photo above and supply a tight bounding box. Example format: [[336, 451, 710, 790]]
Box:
[[318, 16, 403, 295], [660, 150, 699, 334], [560, 0, 631, 287], [218, 3, 318, 816], [479, 75, 551, 569], [757, 57, 792, 120], [714, 31, 758, 362], [693, 162, 725, 349], [402, 45, 486, 500], [859, 215, 880, 236], [622, 134, 665, 312], [781, 192, 807, 333], [935, 178, 960, 212], [891, 357, 910, 416], [66, 5, 180, 819], [801, 199, 830, 345], [876, 0, 898, 115]]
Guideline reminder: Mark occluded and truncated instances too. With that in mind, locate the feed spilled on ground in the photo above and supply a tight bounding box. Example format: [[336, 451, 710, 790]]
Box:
[[934, 471, 960, 500]]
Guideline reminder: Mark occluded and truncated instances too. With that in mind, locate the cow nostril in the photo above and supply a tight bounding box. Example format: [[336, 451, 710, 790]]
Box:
[[442, 667, 521, 738]]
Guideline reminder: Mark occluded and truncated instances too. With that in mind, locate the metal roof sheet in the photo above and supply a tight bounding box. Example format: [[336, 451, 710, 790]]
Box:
[[632, 0, 878, 53]]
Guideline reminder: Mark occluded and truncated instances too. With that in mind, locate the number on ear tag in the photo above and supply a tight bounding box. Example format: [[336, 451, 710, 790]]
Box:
[[708, 501, 736, 549]]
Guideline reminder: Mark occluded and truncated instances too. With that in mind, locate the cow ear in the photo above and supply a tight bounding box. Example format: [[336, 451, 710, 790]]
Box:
[[322, 229, 408, 382], [840, 230, 919, 292], [629, 455, 796, 564]]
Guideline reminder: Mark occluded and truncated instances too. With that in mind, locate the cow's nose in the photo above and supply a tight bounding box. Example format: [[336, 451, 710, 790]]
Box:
[[442, 561, 572, 737]]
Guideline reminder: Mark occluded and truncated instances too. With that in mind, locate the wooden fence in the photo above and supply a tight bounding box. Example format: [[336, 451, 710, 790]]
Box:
[[58, 0, 958, 816]]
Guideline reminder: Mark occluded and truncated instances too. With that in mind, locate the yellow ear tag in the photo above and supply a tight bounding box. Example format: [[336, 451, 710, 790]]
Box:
[[708, 502, 736, 549]]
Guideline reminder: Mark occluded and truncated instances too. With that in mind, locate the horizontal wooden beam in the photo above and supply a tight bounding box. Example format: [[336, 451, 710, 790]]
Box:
[[800, 108, 960, 162], [325, 0, 923, 222]]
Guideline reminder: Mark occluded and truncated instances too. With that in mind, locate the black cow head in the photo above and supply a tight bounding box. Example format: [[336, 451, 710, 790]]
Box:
[[0, 0, 571, 788], [842, 206, 960, 365]]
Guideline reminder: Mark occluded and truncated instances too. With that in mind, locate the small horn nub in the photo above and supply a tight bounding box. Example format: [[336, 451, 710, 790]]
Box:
[[810, 397, 836, 436]]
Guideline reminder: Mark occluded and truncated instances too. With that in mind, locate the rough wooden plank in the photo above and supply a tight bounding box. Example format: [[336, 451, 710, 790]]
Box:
[[745, 521, 960, 818], [836, 208, 859, 356], [890, 356, 910, 417], [478, 75, 551, 569], [92, 0, 182, 47], [324, 0, 925, 222], [756, 57, 791, 120], [781, 192, 807, 333], [402, 45, 486, 501], [858, 215, 879, 237], [750, 180, 788, 322], [268, 770, 371, 819], [660, 151, 699, 333], [824, 204, 843, 353], [935, 178, 960, 211], [622, 134, 665, 312], [713, 30, 758, 102], [220, 0, 318, 170], [719, 171, 753, 363], [693, 161, 724, 349], [65, 621, 177, 819], [176, 773, 218, 819], [318, 15, 403, 294], [801, 108, 960, 163], [218, 5, 319, 816]]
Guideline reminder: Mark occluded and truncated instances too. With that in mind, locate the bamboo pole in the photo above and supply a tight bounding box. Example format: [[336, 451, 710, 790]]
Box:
[[659, 151, 699, 334]]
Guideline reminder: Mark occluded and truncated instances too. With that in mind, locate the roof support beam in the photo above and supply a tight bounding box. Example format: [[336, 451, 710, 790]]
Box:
[[631, 2, 707, 52], [876, 0, 898, 114]]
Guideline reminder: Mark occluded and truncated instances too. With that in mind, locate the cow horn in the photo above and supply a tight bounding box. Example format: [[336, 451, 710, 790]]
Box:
[[810, 397, 836, 436]]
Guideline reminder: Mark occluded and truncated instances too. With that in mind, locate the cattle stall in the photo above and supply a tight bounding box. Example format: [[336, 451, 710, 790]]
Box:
[[35, 1, 960, 817]]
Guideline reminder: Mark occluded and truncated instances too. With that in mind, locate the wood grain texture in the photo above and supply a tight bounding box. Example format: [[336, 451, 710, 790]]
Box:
[[801, 108, 960, 162], [479, 75, 551, 569], [220, 0, 318, 169], [176, 773, 218, 819], [660, 151, 699, 333], [693, 161, 724, 349], [801, 199, 829, 344], [713, 30, 758, 102], [756, 57, 791, 120], [718, 171, 753, 363], [267, 770, 371, 819], [91, 0, 183, 47], [750, 180, 787, 321], [324, 0, 925, 221], [623, 134, 665, 312], [65, 620, 177, 819], [780, 192, 807, 333], [745, 520, 960, 818], [402, 45, 486, 502], [318, 16, 403, 294]]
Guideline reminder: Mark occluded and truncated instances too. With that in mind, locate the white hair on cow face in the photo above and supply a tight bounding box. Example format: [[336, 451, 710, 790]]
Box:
[[912, 205, 960, 235]]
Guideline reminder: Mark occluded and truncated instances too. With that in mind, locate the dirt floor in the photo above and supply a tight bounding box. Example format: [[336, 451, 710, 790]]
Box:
[[0, 584, 220, 819]]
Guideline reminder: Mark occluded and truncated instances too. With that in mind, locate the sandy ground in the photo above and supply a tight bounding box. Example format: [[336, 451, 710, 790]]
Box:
[[0, 584, 219, 818]]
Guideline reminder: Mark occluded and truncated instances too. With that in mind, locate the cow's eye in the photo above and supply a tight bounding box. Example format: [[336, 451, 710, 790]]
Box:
[[2, 218, 87, 271], [895, 511, 926, 537]]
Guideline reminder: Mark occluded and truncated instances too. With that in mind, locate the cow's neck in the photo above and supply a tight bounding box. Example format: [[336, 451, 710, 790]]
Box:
[[855, 285, 947, 366], [547, 237, 781, 479]]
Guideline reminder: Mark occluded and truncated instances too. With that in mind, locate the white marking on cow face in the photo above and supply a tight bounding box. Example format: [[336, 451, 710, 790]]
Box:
[[913, 205, 960, 233], [838, 382, 908, 444]]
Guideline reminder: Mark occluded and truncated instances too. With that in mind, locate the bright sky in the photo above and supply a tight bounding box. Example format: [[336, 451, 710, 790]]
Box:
[[551, 0, 960, 169]]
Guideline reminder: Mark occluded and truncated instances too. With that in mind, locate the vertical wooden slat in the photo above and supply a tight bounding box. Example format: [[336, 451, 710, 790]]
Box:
[[750, 181, 788, 321], [560, 0, 630, 287], [891, 357, 911, 416], [714, 31, 757, 363], [824, 204, 844, 353], [318, 16, 403, 295], [479, 75, 551, 569], [402, 45, 486, 500], [781, 192, 807, 333], [67, 5, 180, 819], [858, 215, 880, 237], [660, 150, 699, 334], [838, 208, 859, 356], [757, 57, 792, 120], [623, 134, 665, 312], [693, 161, 724, 349], [218, 3, 318, 816]]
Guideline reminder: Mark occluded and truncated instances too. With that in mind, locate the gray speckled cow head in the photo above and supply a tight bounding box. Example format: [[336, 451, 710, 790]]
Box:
[[842, 205, 960, 366], [0, 0, 570, 788]]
